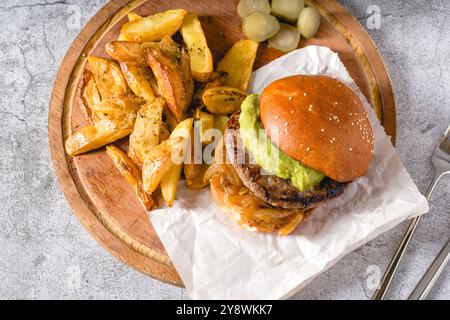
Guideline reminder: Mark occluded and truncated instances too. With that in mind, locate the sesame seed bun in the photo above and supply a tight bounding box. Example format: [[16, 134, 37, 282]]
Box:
[[259, 75, 374, 182]]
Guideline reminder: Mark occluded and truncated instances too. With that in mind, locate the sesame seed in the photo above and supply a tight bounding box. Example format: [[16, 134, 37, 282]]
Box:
[[349, 147, 353, 151], [284, 122, 289, 127], [275, 116, 279, 120], [304, 93, 307, 97], [349, 112, 353, 116], [334, 102, 338, 106], [285, 128, 288, 133], [306, 147, 311, 152], [320, 128, 325, 132], [330, 139, 334, 144], [290, 110, 294, 114], [288, 96, 293, 101]]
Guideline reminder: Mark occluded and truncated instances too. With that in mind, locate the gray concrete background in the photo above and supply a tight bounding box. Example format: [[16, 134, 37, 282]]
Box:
[[0, 0, 448, 300]]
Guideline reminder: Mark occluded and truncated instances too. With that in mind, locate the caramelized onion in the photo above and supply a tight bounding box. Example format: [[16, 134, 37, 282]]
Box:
[[208, 161, 310, 235]]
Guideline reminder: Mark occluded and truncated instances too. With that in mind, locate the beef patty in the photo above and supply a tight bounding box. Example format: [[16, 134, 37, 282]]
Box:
[[224, 112, 348, 210]]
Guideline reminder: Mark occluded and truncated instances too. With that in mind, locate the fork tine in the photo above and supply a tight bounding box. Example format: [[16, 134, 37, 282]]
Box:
[[373, 122, 450, 300]]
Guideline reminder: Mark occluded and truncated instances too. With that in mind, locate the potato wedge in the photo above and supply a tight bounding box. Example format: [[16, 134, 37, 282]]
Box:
[[66, 95, 144, 156], [91, 95, 144, 123], [120, 9, 187, 42], [142, 137, 183, 194], [180, 13, 213, 82], [192, 71, 227, 106], [120, 62, 155, 101], [106, 144, 155, 211], [118, 13, 144, 40], [159, 118, 194, 204], [202, 86, 247, 115], [216, 39, 259, 92], [170, 118, 194, 141], [129, 97, 165, 167], [194, 109, 215, 145], [147, 38, 194, 121], [65, 122, 134, 157], [169, 117, 195, 165], [80, 70, 101, 120], [88, 56, 128, 99], [127, 12, 143, 22], [105, 41, 157, 64], [160, 163, 182, 207], [183, 127, 202, 185]]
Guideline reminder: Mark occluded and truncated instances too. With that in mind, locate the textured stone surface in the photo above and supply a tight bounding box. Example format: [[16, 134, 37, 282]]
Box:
[[0, 0, 448, 300]]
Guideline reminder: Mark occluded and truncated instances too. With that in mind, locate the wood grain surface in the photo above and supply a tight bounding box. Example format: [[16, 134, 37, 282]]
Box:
[[48, 0, 396, 287]]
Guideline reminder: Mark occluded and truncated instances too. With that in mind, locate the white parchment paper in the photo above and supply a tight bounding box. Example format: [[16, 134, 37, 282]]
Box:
[[150, 46, 429, 300]]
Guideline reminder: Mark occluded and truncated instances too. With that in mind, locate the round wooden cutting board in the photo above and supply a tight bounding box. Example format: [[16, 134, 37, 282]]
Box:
[[48, 0, 396, 287]]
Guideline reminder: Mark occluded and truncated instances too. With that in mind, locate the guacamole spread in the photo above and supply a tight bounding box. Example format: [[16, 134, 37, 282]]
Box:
[[239, 94, 325, 192]]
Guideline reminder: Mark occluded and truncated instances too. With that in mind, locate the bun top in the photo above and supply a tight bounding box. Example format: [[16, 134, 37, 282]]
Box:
[[259, 75, 374, 182]]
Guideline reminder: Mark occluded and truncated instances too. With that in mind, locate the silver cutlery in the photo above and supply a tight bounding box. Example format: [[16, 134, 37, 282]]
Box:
[[372, 123, 450, 300], [408, 237, 450, 300]]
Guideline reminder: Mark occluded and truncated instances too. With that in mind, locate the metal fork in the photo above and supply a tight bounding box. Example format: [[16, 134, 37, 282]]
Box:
[[372, 123, 450, 300]]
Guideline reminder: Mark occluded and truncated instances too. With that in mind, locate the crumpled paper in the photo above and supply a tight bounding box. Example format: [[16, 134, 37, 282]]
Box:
[[150, 46, 429, 300]]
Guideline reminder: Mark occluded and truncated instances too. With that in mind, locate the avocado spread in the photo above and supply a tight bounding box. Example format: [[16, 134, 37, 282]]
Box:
[[239, 94, 325, 192]]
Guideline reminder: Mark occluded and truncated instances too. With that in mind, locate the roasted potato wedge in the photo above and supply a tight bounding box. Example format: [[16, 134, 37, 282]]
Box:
[[129, 97, 165, 167], [160, 118, 194, 205], [106, 144, 155, 211], [161, 164, 182, 207], [80, 70, 101, 120], [180, 13, 213, 82], [169, 117, 194, 164], [169, 117, 194, 143], [120, 62, 156, 101], [120, 9, 187, 42], [65, 121, 134, 157], [127, 12, 143, 22], [142, 118, 192, 194], [142, 137, 183, 194], [66, 95, 144, 156], [202, 86, 247, 115], [147, 37, 194, 121], [183, 127, 202, 185], [192, 71, 227, 106], [216, 39, 259, 92], [194, 109, 215, 145], [91, 95, 145, 123], [105, 41, 157, 64], [88, 56, 128, 99], [118, 12, 144, 40]]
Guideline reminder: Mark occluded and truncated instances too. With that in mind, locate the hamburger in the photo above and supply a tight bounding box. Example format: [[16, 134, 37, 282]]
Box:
[[206, 75, 374, 235]]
